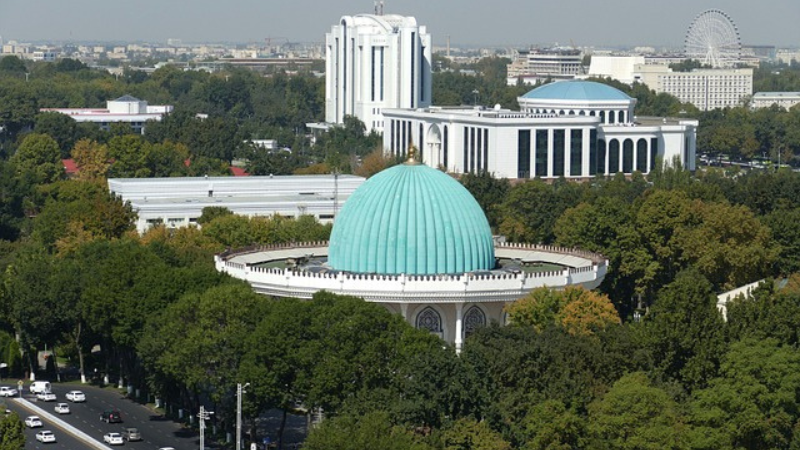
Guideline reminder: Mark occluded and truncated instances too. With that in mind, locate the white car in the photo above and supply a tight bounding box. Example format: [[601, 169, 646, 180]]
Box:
[[36, 391, 56, 402], [24, 416, 43, 428], [35, 430, 56, 443], [54, 403, 70, 414], [65, 390, 86, 402], [0, 386, 17, 397], [104, 432, 124, 445]]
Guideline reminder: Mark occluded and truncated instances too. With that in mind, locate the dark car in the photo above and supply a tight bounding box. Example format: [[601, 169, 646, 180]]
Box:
[[100, 409, 122, 423]]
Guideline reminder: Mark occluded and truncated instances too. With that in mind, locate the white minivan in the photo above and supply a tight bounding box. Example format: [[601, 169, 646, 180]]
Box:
[[29, 381, 51, 394]]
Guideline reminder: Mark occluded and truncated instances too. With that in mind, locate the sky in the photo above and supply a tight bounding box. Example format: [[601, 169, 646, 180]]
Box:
[[0, 0, 797, 49]]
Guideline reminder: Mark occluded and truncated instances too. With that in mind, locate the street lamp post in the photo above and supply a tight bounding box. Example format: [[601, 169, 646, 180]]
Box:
[[472, 89, 479, 106], [236, 383, 250, 450], [199, 406, 214, 450]]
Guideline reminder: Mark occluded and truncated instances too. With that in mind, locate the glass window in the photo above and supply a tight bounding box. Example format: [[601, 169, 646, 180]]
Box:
[[464, 306, 486, 338], [416, 307, 442, 333], [518, 130, 531, 178], [650, 137, 659, 171], [589, 130, 598, 175], [597, 138, 606, 175], [636, 138, 648, 172], [609, 139, 620, 174], [535, 130, 548, 177], [553, 129, 565, 177], [443, 125, 449, 169], [623, 139, 633, 173], [570, 129, 583, 176]]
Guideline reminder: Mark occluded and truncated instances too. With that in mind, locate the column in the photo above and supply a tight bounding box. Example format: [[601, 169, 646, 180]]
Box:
[[454, 303, 464, 354], [400, 303, 409, 324]]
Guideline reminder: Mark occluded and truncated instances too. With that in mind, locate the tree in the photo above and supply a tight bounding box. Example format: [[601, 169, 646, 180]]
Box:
[[0, 56, 27, 73], [10, 133, 63, 185], [498, 179, 584, 244], [0, 412, 26, 449], [505, 287, 620, 336], [303, 411, 432, 450], [587, 372, 689, 450], [71, 139, 111, 181], [34, 111, 79, 157], [688, 339, 800, 450], [354, 149, 397, 178], [436, 417, 511, 450], [107, 134, 149, 177], [641, 269, 725, 390], [519, 399, 586, 450], [460, 171, 510, 231]]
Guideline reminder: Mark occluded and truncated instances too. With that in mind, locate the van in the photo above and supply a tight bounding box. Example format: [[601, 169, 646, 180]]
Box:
[[29, 381, 51, 394]]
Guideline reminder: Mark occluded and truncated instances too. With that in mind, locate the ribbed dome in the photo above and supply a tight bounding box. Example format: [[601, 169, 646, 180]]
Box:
[[522, 80, 632, 101], [328, 163, 495, 275]]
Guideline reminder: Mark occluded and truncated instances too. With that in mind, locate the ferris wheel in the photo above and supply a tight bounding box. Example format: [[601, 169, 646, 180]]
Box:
[[684, 9, 741, 68]]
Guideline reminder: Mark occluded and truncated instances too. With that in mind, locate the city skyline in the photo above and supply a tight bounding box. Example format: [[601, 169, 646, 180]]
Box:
[[0, 0, 797, 49]]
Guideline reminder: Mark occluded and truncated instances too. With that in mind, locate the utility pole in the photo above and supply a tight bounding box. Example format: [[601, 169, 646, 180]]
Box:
[[199, 406, 214, 450], [236, 382, 249, 450]]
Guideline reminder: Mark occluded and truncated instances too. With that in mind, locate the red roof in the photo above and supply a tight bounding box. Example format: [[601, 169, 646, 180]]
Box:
[[230, 166, 250, 177], [62, 159, 79, 174]]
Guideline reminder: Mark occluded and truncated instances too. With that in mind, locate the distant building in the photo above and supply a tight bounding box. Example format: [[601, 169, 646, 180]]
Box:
[[323, 13, 432, 134], [42, 95, 173, 134], [506, 48, 583, 85], [751, 92, 800, 110], [634, 65, 753, 110], [383, 80, 697, 180], [587, 56, 646, 85], [108, 174, 365, 234]]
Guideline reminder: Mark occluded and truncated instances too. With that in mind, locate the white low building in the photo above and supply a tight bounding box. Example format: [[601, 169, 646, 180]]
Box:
[[108, 175, 365, 234], [382, 80, 697, 180], [751, 92, 800, 110], [42, 95, 173, 134]]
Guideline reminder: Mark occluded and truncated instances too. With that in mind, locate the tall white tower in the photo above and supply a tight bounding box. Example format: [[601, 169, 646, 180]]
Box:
[[325, 13, 432, 134]]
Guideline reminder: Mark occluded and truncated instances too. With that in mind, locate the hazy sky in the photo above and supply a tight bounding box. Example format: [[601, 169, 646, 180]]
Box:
[[0, 0, 797, 49]]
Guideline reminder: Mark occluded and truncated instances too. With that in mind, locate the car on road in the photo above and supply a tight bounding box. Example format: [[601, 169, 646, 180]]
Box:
[[158, 448, 176, 450], [29, 381, 51, 394], [35, 430, 56, 443], [123, 427, 141, 441], [24, 416, 43, 428], [0, 386, 17, 397], [54, 403, 70, 414], [100, 409, 122, 423], [104, 432, 124, 445], [36, 391, 56, 401], [65, 390, 86, 402]]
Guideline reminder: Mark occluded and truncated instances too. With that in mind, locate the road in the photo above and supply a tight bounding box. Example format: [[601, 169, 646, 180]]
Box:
[[2, 383, 207, 450]]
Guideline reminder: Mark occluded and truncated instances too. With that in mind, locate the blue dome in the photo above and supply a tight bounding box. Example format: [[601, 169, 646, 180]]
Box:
[[328, 162, 495, 275], [522, 80, 632, 101]]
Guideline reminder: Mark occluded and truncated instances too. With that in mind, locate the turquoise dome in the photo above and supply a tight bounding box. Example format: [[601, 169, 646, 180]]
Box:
[[522, 80, 632, 101], [328, 162, 495, 275]]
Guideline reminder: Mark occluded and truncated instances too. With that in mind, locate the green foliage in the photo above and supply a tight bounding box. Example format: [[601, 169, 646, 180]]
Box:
[[688, 339, 800, 450], [587, 372, 689, 450], [304, 411, 432, 450], [34, 111, 78, 157], [498, 179, 584, 244], [642, 269, 725, 389], [436, 417, 511, 450], [0, 411, 26, 449], [10, 133, 63, 185], [520, 399, 586, 450], [459, 171, 510, 230]]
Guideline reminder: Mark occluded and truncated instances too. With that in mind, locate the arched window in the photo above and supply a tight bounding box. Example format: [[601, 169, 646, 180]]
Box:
[[599, 111, 606, 123], [619, 111, 626, 123], [608, 139, 620, 174], [609, 110, 616, 124], [589, 111, 596, 117], [416, 307, 442, 333], [636, 138, 648, 172], [597, 139, 606, 175], [579, 110, 586, 116], [464, 306, 486, 338], [623, 139, 634, 173]]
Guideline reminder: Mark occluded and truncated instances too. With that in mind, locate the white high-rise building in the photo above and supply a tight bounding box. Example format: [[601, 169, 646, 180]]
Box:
[[325, 13, 432, 134]]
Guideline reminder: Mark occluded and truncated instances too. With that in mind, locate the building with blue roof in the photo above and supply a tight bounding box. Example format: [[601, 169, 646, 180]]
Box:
[[216, 150, 608, 350], [382, 79, 698, 180]]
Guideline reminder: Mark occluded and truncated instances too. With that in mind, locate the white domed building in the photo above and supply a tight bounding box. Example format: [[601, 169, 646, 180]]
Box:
[[382, 80, 698, 180], [215, 153, 607, 350]]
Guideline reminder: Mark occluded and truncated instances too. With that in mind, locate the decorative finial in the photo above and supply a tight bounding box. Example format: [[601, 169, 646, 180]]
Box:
[[406, 142, 420, 165]]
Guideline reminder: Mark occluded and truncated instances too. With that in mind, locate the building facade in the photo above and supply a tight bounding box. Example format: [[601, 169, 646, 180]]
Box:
[[507, 48, 583, 85], [325, 13, 431, 134], [382, 80, 697, 180], [635, 65, 753, 110], [108, 175, 365, 234], [751, 92, 800, 110], [42, 95, 173, 134], [216, 159, 607, 350]]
